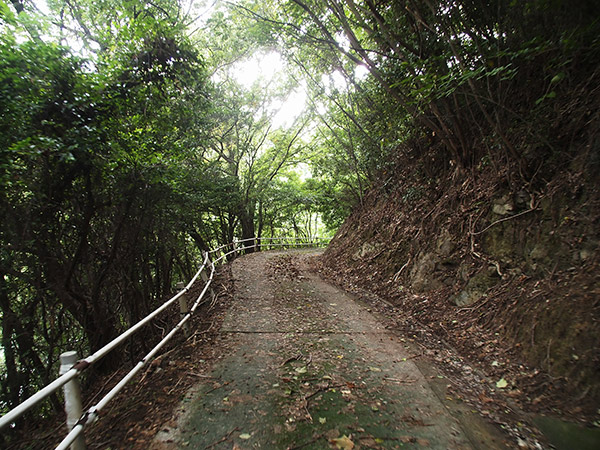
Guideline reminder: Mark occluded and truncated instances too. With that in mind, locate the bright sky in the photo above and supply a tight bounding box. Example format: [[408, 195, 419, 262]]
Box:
[[228, 51, 308, 130], [231, 51, 284, 88], [227, 52, 368, 130], [272, 86, 307, 129]]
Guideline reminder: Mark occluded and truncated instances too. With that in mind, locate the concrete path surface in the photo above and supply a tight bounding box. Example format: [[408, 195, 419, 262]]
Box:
[[153, 249, 508, 449]]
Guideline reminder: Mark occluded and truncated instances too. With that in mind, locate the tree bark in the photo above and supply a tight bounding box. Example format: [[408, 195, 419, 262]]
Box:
[[239, 205, 256, 253]]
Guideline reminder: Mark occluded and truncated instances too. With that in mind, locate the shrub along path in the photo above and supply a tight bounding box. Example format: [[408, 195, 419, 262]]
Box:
[[152, 249, 510, 449]]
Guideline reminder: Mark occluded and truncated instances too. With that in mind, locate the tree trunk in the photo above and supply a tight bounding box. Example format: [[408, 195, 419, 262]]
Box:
[[256, 201, 265, 251], [0, 275, 21, 411], [239, 205, 256, 254], [0, 275, 62, 412]]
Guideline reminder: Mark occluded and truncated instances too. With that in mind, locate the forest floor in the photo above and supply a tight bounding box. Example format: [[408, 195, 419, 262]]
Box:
[[148, 249, 521, 450]]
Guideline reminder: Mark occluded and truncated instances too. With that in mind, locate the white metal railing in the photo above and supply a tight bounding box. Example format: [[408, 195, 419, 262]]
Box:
[[0, 236, 329, 449]]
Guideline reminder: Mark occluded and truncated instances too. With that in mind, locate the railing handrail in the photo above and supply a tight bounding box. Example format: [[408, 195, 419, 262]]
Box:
[[0, 252, 211, 431], [55, 255, 220, 450], [208, 236, 327, 255], [0, 235, 330, 448]]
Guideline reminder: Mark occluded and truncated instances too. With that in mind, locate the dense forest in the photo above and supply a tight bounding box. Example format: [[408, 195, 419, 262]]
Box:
[[1, 0, 599, 444], [0, 0, 332, 422]]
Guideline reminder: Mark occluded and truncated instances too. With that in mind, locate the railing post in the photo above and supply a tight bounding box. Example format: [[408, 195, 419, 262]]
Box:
[[175, 282, 191, 338], [59, 352, 85, 450]]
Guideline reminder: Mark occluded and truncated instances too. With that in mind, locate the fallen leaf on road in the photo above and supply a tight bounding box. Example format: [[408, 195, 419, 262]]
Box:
[[359, 436, 377, 446], [330, 435, 354, 449], [325, 428, 340, 439], [496, 378, 508, 389], [239, 433, 251, 440], [479, 393, 494, 403]]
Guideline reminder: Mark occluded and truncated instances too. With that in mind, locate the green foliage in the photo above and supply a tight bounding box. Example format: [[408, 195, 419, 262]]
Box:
[[0, 2, 328, 427], [0, 2, 213, 424], [247, 0, 600, 177]]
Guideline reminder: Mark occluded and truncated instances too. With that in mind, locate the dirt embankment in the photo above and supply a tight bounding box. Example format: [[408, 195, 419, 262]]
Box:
[[319, 154, 600, 426]]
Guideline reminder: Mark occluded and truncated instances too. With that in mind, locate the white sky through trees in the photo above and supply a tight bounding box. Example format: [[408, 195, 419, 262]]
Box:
[[229, 50, 308, 129]]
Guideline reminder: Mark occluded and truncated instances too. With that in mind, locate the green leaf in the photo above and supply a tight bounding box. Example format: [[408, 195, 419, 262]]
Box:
[[550, 72, 565, 85], [496, 378, 508, 389], [0, 0, 16, 25]]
